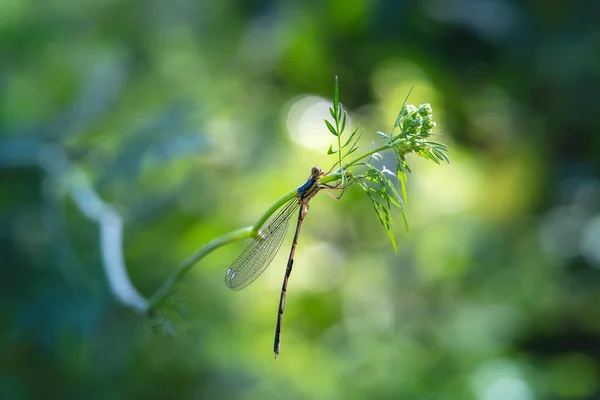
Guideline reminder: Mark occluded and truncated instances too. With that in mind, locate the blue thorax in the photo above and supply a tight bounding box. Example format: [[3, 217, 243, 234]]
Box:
[[297, 175, 317, 198]]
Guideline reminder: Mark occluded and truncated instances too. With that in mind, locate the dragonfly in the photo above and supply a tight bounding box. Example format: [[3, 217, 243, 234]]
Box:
[[224, 166, 347, 357]]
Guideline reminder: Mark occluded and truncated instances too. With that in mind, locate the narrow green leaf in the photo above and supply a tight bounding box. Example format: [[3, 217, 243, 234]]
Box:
[[395, 155, 408, 204], [431, 148, 445, 162], [325, 119, 338, 136], [372, 187, 401, 209], [344, 127, 364, 147], [361, 180, 398, 252], [345, 128, 363, 157], [385, 193, 402, 208], [341, 111, 347, 134], [432, 148, 450, 163], [341, 129, 356, 148], [368, 165, 404, 211], [333, 76, 339, 122], [327, 145, 339, 155], [400, 208, 409, 233], [399, 172, 408, 205], [422, 148, 440, 164], [374, 203, 392, 226], [393, 87, 414, 131], [380, 181, 392, 211], [424, 140, 448, 149], [365, 187, 377, 204], [380, 211, 392, 227], [386, 225, 398, 253], [364, 166, 392, 214], [373, 204, 397, 250], [416, 148, 432, 162], [384, 175, 404, 208], [368, 187, 387, 198], [346, 146, 359, 156], [329, 106, 336, 120]]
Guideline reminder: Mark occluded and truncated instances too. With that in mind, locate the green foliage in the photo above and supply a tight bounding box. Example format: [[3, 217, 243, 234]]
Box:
[[3, 1, 596, 397], [323, 78, 449, 251], [326, 76, 362, 176]]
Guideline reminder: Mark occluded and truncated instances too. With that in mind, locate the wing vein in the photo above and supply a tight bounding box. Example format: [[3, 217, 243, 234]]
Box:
[[225, 198, 299, 290]]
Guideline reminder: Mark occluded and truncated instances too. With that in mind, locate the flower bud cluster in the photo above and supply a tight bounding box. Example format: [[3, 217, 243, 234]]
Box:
[[399, 103, 436, 138]]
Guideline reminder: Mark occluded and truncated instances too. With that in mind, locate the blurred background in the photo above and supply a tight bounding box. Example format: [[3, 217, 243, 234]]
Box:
[[2, 0, 600, 399]]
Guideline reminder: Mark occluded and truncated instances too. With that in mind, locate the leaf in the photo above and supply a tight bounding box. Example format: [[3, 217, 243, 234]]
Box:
[[341, 127, 357, 148], [325, 119, 338, 136], [327, 145, 339, 155], [367, 164, 404, 212], [358, 180, 398, 252], [374, 203, 396, 250], [398, 171, 408, 204], [345, 129, 363, 157], [394, 151, 408, 205], [373, 201, 391, 226], [400, 208, 409, 233], [329, 106, 336, 120], [385, 223, 398, 253], [380, 178, 392, 211], [432, 148, 450, 163], [421, 148, 440, 164], [346, 147, 359, 155], [368, 186, 387, 199], [370, 186, 401, 208], [341, 112, 347, 134], [333, 76, 339, 122], [393, 86, 414, 131], [424, 140, 448, 149], [363, 174, 379, 182]]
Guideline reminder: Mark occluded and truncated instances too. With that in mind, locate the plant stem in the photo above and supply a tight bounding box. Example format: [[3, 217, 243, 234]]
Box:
[[341, 143, 395, 170], [252, 190, 296, 230], [334, 76, 342, 169], [148, 226, 254, 310]]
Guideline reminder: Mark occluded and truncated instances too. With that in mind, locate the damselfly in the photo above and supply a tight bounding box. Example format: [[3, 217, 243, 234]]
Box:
[[225, 166, 345, 357]]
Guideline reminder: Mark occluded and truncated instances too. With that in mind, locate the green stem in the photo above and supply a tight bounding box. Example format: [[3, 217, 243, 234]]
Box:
[[252, 190, 296, 230], [148, 226, 254, 310], [342, 143, 390, 170], [337, 132, 342, 168], [334, 76, 342, 169]]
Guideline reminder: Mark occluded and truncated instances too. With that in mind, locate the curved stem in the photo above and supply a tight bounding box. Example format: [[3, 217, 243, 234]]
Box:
[[252, 190, 296, 230], [148, 226, 254, 309], [341, 143, 391, 170]]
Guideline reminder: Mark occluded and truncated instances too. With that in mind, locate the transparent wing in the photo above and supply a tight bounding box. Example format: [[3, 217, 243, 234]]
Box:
[[225, 198, 299, 291]]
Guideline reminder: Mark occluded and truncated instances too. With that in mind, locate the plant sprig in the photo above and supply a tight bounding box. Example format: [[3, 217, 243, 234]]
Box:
[[325, 76, 362, 188], [323, 76, 449, 252]]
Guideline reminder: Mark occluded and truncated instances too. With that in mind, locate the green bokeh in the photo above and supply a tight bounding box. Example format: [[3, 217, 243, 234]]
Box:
[[2, 1, 599, 399]]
